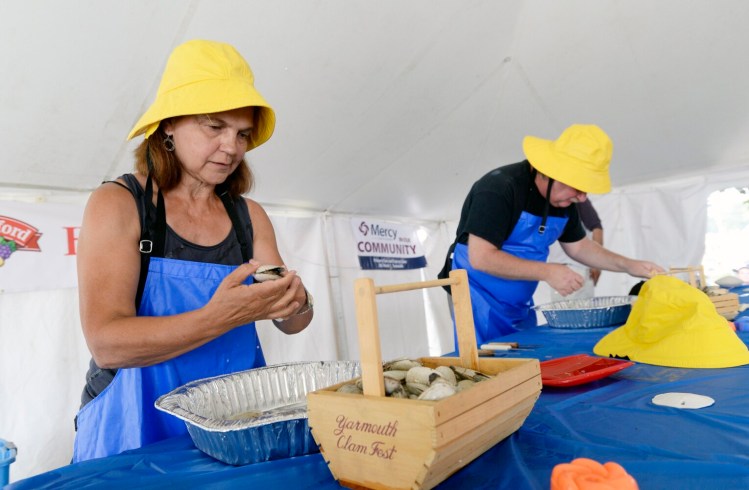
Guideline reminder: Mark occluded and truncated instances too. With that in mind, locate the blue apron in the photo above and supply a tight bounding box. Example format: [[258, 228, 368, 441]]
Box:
[[72, 257, 265, 462], [452, 211, 568, 345]]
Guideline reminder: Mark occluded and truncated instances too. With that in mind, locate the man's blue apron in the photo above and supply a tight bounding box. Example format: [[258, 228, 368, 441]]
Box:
[[72, 257, 265, 462], [452, 211, 568, 345]]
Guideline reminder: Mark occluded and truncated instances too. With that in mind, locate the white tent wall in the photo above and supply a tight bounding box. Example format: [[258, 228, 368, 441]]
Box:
[[0, 288, 89, 481], [253, 211, 341, 363]]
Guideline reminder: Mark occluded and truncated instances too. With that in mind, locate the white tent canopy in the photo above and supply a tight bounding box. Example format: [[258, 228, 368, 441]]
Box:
[[2, 0, 749, 483], [3, 1, 749, 216]]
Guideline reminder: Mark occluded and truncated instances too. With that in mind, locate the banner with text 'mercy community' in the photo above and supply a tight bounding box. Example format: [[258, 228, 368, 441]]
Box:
[[351, 218, 427, 270]]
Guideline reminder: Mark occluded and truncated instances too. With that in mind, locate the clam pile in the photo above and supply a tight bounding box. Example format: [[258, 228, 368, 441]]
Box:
[[703, 285, 731, 296], [336, 358, 491, 401]]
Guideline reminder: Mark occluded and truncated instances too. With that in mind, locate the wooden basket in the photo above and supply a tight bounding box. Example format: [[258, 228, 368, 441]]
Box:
[[664, 266, 739, 320], [306, 269, 542, 490]]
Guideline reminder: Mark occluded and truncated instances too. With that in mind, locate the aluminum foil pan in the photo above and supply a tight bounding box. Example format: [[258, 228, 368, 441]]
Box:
[[155, 361, 360, 465], [533, 296, 637, 329]]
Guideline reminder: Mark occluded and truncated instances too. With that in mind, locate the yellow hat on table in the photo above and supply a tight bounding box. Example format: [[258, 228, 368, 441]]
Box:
[[127, 39, 275, 151], [523, 124, 612, 194], [594, 275, 749, 368]]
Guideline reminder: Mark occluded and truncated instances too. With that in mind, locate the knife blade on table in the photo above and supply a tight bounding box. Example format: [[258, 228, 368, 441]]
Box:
[[479, 342, 540, 351]]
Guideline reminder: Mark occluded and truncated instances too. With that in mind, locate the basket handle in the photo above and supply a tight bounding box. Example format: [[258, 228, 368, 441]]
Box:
[[354, 269, 480, 397], [657, 265, 706, 288]]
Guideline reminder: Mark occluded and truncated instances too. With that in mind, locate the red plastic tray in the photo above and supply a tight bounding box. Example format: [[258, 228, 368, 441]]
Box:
[[540, 354, 634, 387]]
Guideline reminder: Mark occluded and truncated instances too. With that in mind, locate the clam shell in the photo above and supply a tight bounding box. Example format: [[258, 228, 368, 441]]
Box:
[[417, 380, 457, 401], [406, 366, 439, 386], [383, 370, 408, 382], [253, 265, 287, 282], [384, 359, 423, 371], [434, 366, 457, 386], [337, 383, 363, 394], [389, 388, 409, 399], [456, 379, 476, 392], [383, 376, 404, 395], [405, 382, 429, 396], [451, 365, 491, 382]]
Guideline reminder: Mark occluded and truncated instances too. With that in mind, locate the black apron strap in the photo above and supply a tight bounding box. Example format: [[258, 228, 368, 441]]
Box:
[[136, 150, 167, 308], [136, 174, 161, 308], [538, 178, 554, 235], [529, 166, 554, 235], [216, 184, 251, 263]]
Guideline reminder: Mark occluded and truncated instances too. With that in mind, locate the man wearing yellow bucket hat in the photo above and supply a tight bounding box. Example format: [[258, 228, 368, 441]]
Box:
[[439, 124, 664, 345], [73, 40, 312, 462]]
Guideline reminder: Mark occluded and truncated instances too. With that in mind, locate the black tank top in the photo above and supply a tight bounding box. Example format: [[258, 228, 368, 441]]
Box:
[[121, 174, 254, 264]]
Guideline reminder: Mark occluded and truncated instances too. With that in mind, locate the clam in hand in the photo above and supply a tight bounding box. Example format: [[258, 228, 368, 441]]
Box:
[[253, 264, 287, 282]]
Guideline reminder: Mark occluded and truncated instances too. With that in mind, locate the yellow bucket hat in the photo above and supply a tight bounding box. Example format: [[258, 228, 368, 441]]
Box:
[[127, 39, 275, 151], [522, 124, 612, 194], [593, 275, 749, 368]]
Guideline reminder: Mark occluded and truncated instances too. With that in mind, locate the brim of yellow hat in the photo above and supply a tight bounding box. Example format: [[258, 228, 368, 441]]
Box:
[[127, 77, 275, 152], [593, 288, 749, 368], [594, 324, 749, 368], [523, 135, 611, 194]]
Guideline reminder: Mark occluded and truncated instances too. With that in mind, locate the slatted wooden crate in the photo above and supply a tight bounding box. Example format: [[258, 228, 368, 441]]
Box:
[[666, 266, 739, 319], [710, 292, 740, 319], [306, 269, 542, 490]]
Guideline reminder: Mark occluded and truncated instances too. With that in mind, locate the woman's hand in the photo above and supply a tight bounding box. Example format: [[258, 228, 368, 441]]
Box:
[[244, 199, 313, 334], [205, 261, 304, 328], [269, 267, 313, 334]]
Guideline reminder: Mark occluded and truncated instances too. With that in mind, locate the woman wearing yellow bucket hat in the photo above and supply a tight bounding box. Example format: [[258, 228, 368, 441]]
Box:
[[439, 124, 664, 345], [73, 40, 312, 462]]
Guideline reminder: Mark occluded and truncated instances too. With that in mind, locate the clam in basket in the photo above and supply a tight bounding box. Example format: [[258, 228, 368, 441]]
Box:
[[306, 269, 542, 490]]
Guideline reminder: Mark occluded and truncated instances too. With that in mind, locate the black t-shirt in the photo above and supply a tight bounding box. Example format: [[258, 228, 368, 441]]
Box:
[[439, 161, 586, 285], [577, 199, 602, 232], [453, 161, 585, 248]]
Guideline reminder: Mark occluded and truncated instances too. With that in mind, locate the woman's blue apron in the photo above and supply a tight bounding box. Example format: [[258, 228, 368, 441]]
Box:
[[452, 211, 568, 345], [72, 257, 265, 462]]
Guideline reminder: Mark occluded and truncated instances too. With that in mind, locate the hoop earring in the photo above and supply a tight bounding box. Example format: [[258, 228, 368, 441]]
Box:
[[164, 134, 175, 152]]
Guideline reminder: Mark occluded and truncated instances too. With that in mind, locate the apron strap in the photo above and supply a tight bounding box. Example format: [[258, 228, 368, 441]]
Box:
[[215, 184, 251, 263], [538, 178, 554, 235], [529, 165, 555, 235], [137, 150, 166, 308]]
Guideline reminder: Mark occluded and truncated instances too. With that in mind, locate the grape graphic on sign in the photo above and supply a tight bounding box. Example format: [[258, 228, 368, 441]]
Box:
[[0, 216, 43, 267]]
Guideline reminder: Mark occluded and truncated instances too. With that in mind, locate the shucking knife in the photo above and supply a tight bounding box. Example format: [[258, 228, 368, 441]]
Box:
[[479, 342, 539, 351]]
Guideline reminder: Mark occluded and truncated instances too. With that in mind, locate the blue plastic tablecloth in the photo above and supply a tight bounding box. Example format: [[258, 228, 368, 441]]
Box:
[[10, 326, 749, 489]]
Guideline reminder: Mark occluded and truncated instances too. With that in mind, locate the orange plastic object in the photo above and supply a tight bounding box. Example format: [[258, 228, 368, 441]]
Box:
[[551, 457, 638, 490], [540, 354, 633, 387]]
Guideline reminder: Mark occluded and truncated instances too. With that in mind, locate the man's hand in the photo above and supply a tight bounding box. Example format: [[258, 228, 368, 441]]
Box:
[[547, 263, 586, 296], [626, 260, 665, 279]]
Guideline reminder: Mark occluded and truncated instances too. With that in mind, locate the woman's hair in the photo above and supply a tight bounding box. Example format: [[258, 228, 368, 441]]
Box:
[[133, 120, 254, 196]]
